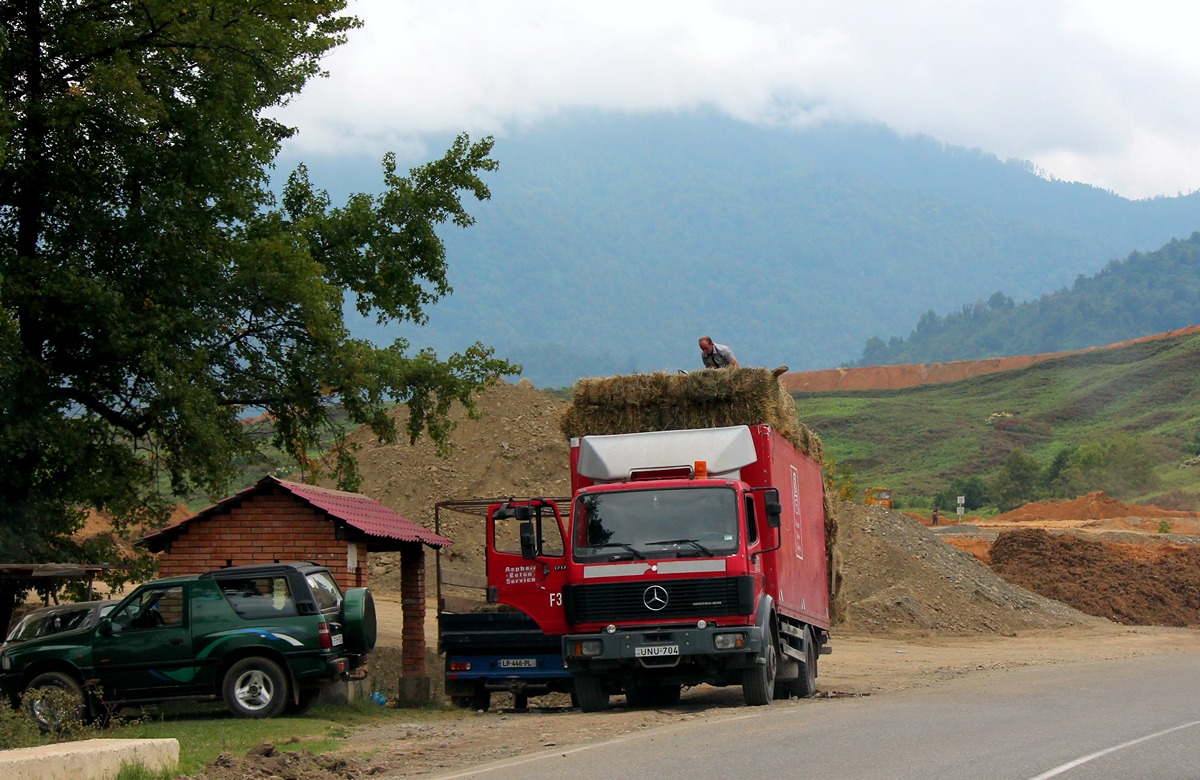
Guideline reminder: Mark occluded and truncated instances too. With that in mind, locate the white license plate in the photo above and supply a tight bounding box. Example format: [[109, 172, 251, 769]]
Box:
[[634, 644, 680, 658], [498, 658, 537, 668], [331, 634, 343, 647]]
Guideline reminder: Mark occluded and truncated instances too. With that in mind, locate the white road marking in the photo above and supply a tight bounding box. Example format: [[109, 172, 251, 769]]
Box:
[[1026, 719, 1200, 780]]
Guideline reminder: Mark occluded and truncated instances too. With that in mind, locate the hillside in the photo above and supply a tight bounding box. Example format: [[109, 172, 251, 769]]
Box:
[[793, 327, 1200, 508], [293, 112, 1200, 387], [856, 232, 1200, 366], [782, 325, 1200, 392]]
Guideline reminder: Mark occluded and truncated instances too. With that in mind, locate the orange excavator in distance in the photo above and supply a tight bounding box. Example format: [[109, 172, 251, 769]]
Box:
[[863, 487, 894, 509]]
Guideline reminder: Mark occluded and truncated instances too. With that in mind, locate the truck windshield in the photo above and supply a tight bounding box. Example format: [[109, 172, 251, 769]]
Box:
[[573, 487, 739, 561]]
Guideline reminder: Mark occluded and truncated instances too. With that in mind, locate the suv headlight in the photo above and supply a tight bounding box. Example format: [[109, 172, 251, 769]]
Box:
[[1, 653, 11, 671]]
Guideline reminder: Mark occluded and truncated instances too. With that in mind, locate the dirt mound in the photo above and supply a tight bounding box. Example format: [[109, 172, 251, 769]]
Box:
[[347, 382, 571, 589], [989, 529, 1200, 627], [992, 491, 1200, 523], [837, 503, 1096, 634]]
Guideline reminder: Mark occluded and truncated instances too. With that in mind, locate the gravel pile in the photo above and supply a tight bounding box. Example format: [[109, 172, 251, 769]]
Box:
[[838, 503, 1100, 634]]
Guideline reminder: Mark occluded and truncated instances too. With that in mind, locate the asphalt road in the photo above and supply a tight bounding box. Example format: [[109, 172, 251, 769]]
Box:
[[429, 651, 1200, 780]]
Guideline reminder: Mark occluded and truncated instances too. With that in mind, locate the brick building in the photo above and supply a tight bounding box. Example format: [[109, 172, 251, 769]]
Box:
[[140, 475, 449, 689]]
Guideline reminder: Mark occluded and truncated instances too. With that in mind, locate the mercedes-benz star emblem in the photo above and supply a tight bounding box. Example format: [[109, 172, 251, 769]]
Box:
[[643, 585, 669, 612]]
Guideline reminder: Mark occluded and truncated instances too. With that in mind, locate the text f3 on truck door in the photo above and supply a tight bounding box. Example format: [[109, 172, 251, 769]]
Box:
[[486, 500, 570, 635]]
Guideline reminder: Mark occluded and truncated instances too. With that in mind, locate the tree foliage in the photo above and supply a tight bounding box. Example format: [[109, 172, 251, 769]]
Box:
[[0, 2, 515, 574]]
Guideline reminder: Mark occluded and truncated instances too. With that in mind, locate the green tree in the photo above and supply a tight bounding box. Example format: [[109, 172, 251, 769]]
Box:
[[1051, 435, 1161, 499], [989, 448, 1041, 512], [0, 2, 514, 593], [933, 476, 989, 512]]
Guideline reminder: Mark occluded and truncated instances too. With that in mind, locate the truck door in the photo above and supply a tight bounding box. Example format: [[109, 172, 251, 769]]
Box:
[[487, 500, 569, 635]]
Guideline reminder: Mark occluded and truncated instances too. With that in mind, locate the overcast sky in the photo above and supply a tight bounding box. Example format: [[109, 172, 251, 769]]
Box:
[[276, 0, 1200, 200]]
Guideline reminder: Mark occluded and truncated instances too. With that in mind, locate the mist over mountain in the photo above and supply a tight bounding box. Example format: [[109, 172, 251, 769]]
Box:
[[289, 112, 1200, 387]]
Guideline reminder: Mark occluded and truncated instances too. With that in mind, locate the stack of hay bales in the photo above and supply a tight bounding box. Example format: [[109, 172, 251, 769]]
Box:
[[560, 369, 845, 624]]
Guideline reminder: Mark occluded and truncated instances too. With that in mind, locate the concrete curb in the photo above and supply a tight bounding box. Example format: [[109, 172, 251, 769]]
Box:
[[0, 738, 179, 780]]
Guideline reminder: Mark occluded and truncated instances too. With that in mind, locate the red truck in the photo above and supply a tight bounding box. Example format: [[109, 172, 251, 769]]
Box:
[[487, 423, 831, 711]]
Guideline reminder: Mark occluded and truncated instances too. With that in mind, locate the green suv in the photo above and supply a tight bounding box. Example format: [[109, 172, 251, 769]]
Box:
[[1, 562, 376, 726]]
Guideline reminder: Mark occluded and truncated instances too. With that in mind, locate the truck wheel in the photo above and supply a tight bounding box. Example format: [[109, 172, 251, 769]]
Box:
[[574, 674, 609, 712], [790, 627, 817, 698], [742, 632, 778, 706], [223, 657, 288, 719], [341, 588, 377, 653], [22, 671, 87, 732]]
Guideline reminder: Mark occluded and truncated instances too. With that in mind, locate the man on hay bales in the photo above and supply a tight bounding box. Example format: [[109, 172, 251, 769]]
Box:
[[698, 336, 740, 369]]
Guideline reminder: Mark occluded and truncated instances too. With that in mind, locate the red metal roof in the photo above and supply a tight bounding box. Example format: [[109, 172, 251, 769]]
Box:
[[140, 475, 450, 552]]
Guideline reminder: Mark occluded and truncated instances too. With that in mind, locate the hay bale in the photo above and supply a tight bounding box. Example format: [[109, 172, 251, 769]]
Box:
[[561, 369, 820, 457], [562, 369, 843, 621]]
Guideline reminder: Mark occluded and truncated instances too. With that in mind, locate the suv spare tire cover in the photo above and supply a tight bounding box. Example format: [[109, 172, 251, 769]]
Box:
[[342, 588, 377, 653]]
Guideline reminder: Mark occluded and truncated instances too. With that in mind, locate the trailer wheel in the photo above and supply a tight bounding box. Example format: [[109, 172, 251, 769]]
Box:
[[743, 630, 778, 706], [574, 674, 609, 712]]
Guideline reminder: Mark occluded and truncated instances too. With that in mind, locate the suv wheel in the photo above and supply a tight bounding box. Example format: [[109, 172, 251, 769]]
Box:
[[23, 671, 87, 732], [223, 657, 288, 719]]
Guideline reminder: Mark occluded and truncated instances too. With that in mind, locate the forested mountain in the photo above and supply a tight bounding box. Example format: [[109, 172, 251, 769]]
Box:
[[286, 112, 1200, 387], [856, 233, 1200, 365]]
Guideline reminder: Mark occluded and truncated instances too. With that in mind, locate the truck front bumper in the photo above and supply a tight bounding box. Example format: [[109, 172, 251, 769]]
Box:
[[562, 623, 766, 671]]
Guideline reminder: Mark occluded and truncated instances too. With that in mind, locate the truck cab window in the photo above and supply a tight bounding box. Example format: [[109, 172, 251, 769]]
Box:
[[744, 494, 758, 544]]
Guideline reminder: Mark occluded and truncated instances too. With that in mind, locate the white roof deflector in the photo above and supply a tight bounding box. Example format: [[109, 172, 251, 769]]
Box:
[[575, 426, 758, 482]]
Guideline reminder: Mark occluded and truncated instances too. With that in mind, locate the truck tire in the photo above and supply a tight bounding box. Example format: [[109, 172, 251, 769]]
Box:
[[742, 632, 778, 706], [341, 588, 377, 653], [778, 626, 817, 699], [574, 673, 609, 712], [223, 657, 289, 719], [22, 671, 87, 732]]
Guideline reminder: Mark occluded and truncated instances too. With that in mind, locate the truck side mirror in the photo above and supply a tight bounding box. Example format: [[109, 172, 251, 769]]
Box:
[[765, 501, 782, 528], [764, 488, 782, 528], [519, 520, 538, 560]]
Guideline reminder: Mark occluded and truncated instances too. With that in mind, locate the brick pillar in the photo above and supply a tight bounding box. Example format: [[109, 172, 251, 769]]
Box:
[[398, 543, 430, 705]]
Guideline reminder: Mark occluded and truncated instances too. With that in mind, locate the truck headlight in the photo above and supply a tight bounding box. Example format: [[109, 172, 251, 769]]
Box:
[[713, 633, 746, 650], [568, 639, 603, 657]]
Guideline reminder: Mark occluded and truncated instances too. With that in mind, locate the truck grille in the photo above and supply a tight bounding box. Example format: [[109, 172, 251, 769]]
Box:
[[566, 576, 754, 623]]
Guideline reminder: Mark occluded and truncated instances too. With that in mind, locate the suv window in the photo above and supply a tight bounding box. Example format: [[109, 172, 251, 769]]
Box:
[[305, 571, 343, 613], [110, 585, 186, 631], [219, 576, 298, 619]]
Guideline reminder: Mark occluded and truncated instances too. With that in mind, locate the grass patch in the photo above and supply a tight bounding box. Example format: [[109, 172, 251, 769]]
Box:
[[795, 330, 1200, 507], [108, 701, 455, 775]]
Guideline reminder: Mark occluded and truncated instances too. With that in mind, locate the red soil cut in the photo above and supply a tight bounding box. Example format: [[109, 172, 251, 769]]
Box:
[[988, 528, 1200, 627]]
